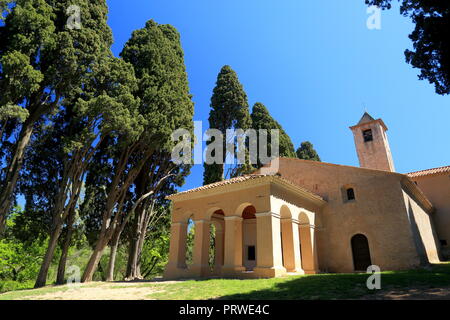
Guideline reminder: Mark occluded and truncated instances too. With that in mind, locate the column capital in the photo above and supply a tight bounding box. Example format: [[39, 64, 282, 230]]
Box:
[[255, 212, 281, 219], [281, 217, 300, 224], [299, 223, 316, 229], [193, 219, 210, 224], [171, 221, 188, 227], [224, 216, 243, 221]]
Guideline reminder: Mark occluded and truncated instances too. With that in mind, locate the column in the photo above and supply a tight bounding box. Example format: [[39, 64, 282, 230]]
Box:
[[222, 216, 245, 276], [281, 218, 303, 273], [291, 219, 304, 273], [254, 212, 286, 277], [191, 220, 211, 277], [299, 224, 319, 274], [163, 221, 187, 279], [214, 228, 225, 274]]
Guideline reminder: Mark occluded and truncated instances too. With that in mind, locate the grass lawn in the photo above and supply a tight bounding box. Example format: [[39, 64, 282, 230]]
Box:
[[1, 263, 450, 300]]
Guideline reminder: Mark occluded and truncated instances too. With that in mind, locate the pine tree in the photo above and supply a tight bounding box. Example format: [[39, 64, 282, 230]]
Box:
[[203, 66, 252, 184], [251, 102, 296, 168], [296, 141, 321, 161]]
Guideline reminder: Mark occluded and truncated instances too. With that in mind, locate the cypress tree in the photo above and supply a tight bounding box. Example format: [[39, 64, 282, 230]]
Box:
[[296, 141, 321, 161], [0, 0, 113, 236], [251, 102, 296, 168], [203, 65, 252, 184], [81, 20, 194, 282]]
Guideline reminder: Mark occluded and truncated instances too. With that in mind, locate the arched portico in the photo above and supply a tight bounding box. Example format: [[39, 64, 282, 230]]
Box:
[[164, 175, 325, 279]]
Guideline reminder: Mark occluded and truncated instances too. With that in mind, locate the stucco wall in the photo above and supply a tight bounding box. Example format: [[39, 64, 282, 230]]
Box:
[[170, 184, 271, 223], [266, 158, 423, 272], [411, 174, 450, 259], [401, 190, 441, 264], [351, 121, 395, 172]]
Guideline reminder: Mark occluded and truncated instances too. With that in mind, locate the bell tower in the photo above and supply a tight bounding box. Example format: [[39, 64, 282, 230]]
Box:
[[349, 112, 395, 172]]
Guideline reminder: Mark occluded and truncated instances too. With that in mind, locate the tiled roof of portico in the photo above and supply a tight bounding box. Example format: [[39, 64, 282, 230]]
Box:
[[408, 165, 450, 178], [167, 174, 325, 204]]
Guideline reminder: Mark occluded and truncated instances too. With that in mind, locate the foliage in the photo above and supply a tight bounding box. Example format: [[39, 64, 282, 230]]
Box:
[[185, 221, 195, 266], [296, 141, 321, 161], [0, 280, 34, 294], [250, 102, 296, 168], [0, 0, 115, 235], [140, 230, 171, 278], [203, 65, 252, 185], [0, 238, 47, 282], [366, 0, 450, 95]]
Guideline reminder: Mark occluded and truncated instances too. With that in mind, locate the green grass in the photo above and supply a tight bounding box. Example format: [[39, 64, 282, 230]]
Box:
[[146, 263, 450, 300], [0, 280, 35, 294], [2, 263, 450, 300]]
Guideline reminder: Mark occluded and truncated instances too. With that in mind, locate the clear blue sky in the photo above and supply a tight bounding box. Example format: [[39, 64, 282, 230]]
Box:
[[107, 0, 450, 192]]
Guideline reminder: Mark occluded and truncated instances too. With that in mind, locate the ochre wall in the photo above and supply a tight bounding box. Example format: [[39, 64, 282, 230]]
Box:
[[351, 121, 395, 172], [412, 174, 450, 258], [171, 184, 271, 223], [265, 158, 425, 272], [401, 190, 441, 263]]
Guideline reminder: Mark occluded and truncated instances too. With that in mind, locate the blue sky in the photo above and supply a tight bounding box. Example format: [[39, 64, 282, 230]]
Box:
[[107, 0, 450, 192]]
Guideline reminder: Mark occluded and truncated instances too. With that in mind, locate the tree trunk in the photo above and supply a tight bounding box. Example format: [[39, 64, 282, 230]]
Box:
[[82, 232, 109, 283], [106, 231, 121, 282], [125, 232, 136, 277], [56, 210, 75, 285], [135, 219, 148, 279], [0, 119, 35, 237], [126, 212, 143, 280], [0, 214, 6, 238], [34, 221, 63, 288]]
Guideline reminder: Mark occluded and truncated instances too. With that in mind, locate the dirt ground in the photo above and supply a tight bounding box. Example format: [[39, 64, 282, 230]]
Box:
[[4, 281, 450, 300], [27, 282, 158, 300]]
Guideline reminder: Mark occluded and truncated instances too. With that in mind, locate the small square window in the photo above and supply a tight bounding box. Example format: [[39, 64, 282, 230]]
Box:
[[363, 129, 373, 142], [347, 188, 355, 201], [247, 246, 256, 261], [440, 240, 448, 246]]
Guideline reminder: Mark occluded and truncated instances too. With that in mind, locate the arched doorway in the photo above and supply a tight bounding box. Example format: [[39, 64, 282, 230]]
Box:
[[351, 234, 372, 271]]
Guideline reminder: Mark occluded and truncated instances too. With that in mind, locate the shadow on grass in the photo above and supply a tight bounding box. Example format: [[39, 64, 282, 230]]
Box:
[[218, 264, 450, 300]]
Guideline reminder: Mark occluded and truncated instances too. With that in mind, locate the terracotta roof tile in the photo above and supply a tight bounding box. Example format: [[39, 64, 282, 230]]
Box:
[[408, 165, 450, 178], [168, 173, 324, 202], [172, 174, 270, 196]]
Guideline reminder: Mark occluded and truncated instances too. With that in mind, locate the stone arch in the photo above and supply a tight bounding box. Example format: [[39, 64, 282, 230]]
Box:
[[235, 203, 257, 271], [280, 205, 292, 219], [235, 202, 254, 217], [280, 205, 296, 271], [298, 211, 315, 272], [351, 233, 372, 271], [298, 211, 311, 225]]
